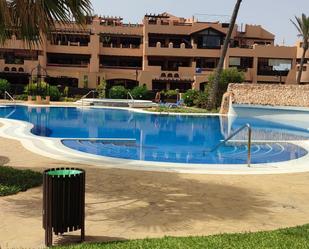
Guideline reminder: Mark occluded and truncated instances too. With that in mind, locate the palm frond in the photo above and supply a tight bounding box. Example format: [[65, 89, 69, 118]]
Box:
[[0, 0, 12, 44], [291, 13, 309, 49], [0, 0, 93, 45]]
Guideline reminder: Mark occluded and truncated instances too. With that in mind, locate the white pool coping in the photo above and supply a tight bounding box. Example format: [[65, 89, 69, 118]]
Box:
[[1, 103, 309, 175]]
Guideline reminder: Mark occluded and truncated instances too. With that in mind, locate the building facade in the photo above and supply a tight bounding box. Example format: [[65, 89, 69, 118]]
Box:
[[0, 13, 308, 93]]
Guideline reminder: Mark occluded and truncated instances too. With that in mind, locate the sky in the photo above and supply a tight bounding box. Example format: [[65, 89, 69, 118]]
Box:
[[91, 0, 309, 46]]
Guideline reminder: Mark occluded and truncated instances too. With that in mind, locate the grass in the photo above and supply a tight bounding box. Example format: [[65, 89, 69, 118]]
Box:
[[55, 224, 309, 249], [0, 166, 42, 196], [144, 106, 219, 114]]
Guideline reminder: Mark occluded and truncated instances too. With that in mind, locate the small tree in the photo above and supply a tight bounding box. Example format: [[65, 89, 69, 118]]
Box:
[[207, 68, 245, 108], [0, 79, 10, 97], [97, 79, 107, 98], [109, 86, 127, 99], [131, 85, 150, 100]]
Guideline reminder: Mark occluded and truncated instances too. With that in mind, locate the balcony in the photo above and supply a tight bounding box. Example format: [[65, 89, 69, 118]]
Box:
[[46, 41, 90, 54], [146, 42, 221, 57], [100, 43, 142, 56]]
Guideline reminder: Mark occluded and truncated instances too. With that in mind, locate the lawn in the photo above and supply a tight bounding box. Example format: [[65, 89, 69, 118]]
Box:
[[144, 106, 219, 114], [56, 224, 309, 249], [0, 166, 42, 196]]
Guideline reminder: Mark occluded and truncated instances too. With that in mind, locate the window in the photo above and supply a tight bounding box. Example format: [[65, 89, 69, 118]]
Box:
[[229, 57, 241, 66], [47, 53, 91, 66], [303, 66, 307, 72], [148, 56, 191, 71], [229, 57, 253, 70], [196, 58, 219, 69], [258, 58, 292, 76], [18, 67, 24, 72], [11, 67, 17, 72], [100, 56, 142, 68], [4, 67, 9, 71], [195, 28, 225, 49]]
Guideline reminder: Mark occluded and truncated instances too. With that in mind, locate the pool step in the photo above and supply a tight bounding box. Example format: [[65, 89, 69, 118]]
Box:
[[61, 140, 307, 164]]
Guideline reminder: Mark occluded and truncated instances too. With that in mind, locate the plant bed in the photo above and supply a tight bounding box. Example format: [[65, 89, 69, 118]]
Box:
[[0, 166, 42, 196]]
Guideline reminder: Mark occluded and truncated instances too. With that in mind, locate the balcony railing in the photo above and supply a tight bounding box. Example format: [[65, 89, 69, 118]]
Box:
[[50, 41, 89, 47], [102, 43, 141, 49], [148, 42, 192, 49], [100, 65, 142, 70], [47, 63, 88, 68]]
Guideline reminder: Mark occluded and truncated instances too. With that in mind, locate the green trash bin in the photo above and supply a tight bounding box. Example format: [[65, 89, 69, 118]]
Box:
[[43, 168, 85, 247]]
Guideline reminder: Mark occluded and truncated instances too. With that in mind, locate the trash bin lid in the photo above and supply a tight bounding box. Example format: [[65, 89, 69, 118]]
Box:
[[47, 169, 83, 177]]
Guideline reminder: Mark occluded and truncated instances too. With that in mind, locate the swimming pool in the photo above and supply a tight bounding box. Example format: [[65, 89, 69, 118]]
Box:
[[0, 105, 308, 165]]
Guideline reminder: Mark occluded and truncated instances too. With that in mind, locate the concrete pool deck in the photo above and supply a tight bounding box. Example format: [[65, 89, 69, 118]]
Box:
[[1, 136, 309, 248]]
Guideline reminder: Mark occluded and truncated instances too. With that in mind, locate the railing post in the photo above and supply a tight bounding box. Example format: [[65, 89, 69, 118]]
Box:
[[247, 126, 252, 167]]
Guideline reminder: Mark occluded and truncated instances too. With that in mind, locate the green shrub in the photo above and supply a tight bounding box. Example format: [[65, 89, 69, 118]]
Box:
[[25, 82, 61, 101], [0, 79, 10, 97], [194, 91, 209, 109], [131, 85, 150, 100], [49, 86, 61, 101], [207, 68, 245, 107], [183, 89, 199, 107], [97, 79, 107, 98], [109, 85, 128, 99], [0, 166, 42, 196], [161, 89, 178, 98]]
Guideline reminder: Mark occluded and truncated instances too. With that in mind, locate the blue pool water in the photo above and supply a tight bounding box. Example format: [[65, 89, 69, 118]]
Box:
[[0, 105, 308, 164]]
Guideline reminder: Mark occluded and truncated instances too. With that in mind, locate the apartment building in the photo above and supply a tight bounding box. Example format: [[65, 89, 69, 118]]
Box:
[[0, 12, 308, 93]]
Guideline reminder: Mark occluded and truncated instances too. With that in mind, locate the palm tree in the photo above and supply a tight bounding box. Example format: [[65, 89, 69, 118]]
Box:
[[207, 0, 242, 110], [291, 14, 309, 84], [0, 0, 92, 44]]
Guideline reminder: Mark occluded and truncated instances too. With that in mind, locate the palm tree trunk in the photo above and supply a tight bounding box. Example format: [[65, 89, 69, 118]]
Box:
[[207, 0, 242, 110], [297, 47, 308, 84]]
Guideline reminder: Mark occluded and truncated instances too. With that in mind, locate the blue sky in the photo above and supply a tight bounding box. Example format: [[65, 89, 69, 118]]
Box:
[[92, 0, 309, 46]]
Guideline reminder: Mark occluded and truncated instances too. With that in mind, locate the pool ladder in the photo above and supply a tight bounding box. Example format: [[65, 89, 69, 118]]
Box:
[[211, 123, 252, 167], [80, 90, 97, 106], [4, 91, 16, 105], [127, 92, 135, 108]]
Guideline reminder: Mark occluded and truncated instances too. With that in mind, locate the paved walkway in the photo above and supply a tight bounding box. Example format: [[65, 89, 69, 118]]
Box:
[[1, 137, 309, 248]]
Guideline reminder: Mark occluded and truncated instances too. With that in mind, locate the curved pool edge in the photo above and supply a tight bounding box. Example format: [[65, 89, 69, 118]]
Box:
[[1, 117, 309, 175], [2, 102, 225, 116]]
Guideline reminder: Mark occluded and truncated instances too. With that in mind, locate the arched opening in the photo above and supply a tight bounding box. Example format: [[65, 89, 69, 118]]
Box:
[[160, 73, 166, 78], [4, 67, 9, 71], [167, 73, 173, 78], [174, 73, 179, 78], [18, 67, 24, 72], [11, 67, 17, 72]]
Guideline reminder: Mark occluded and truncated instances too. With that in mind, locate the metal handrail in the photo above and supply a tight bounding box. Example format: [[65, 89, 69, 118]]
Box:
[[4, 91, 16, 105], [127, 91, 135, 107], [80, 90, 96, 106], [211, 123, 252, 167]]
